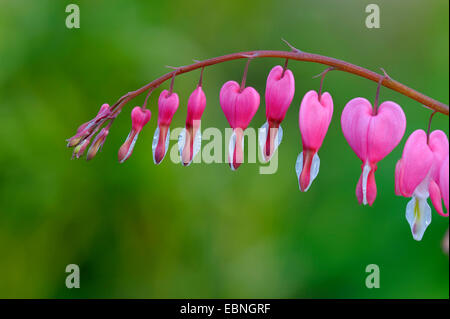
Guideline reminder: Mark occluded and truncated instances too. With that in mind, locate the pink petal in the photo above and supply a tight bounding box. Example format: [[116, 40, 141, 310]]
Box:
[[341, 97, 373, 161], [235, 87, 260, 129], [265, 65, 295, 122], [299, 90, 334, 152], [398, 130, 434, 197], [394, 159, 404, 196], [220, 81, 240, 128], [158, 90, 179, 126], [131, 106, 151, 131], [186, 86, 206, 127], [367, 101, 406, 163], [428, 130, 449, 183], [429, 179, 444, 216], [220, 81, 260, 130], [439, 156, 449, 214]]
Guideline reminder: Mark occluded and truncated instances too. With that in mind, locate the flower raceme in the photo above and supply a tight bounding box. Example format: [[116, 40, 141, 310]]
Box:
[[178, 86, 206, 166], [341, 98, 406, 206], [66, 52, 449, 243], [153, 89, 179, 164], [258, 65, 295, 162], [395, 130, 449, 241], [118, 106, 151, 163], [220, 81, 260, 170], [296, 90, 333, 192]]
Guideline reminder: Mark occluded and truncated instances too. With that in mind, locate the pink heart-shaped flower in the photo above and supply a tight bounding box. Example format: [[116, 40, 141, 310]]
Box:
[[220, 81, 260, 130], [341, 97, 406, 205], [341, 98, 406, 164]]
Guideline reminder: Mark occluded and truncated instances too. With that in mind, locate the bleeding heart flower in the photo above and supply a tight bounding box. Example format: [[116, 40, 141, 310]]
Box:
[[118, 106, 151, 163], [395, 130, 449, 241], [178, 86, 206, 166], [153, 89, 179, 164], [341, 98, 406, 206], [220, 80, 260, 170], [258, 65, 295, 162], [295, 90, 333, 192]]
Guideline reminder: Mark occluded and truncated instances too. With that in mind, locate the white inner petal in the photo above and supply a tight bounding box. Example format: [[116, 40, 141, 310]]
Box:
[[177, 128, 186, 163], [295, 151, 320, 192], [258, 121, 283, 163], [152, 127, 170, 164], [193, 128, 202, 160], [405, 175, 432, 241], [229, 131, 236, 171], [295, 151, 303, 181], [406, 195, 432, 241], [152, 127, 160, 164], [177, 128, 202, 167], [361, 162, 371, 205]]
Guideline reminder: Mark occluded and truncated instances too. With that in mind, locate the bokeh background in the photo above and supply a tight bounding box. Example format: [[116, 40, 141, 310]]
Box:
[[0, 0, 448, 298]]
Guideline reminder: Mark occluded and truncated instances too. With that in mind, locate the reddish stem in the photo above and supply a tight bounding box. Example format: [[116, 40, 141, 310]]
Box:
[[198, 66, 205, 87], [427, 111, 437, 144], [240, 58, 252, 92], [142, 87, 156, 109], [315, 67, 335, 102], [373, 69, 389, 115], [115, 50, 447, 115], [281, 58, 289, 78], [168, 71, 177, 96]]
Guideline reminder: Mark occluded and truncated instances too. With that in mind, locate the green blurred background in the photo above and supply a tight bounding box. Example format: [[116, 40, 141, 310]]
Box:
[[0, 0, 448, 298]]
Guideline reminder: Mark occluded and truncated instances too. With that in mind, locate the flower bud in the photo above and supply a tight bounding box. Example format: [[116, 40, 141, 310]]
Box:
[[87, 128, 109, 161]]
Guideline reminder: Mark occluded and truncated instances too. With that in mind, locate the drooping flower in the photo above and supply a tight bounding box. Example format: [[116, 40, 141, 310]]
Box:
[[67, 103, 111, 147], [341, 98, 406, 205], [153, 89, 179, 164], [118, 106, 151, 163], [296, 90, 333, 192], [395, 130, 449, 241], [220, 81, 260, 170], [258, 65, 295, 162], [178, 86, 206, 166], [86, 128, 109, 161]]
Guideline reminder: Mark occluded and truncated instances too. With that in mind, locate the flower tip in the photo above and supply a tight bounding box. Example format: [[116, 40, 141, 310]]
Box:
[[118, 145, 129, 163], [295, 151, 320, 192], [154, 148, 165, 165], [230, 161, 242, 171]]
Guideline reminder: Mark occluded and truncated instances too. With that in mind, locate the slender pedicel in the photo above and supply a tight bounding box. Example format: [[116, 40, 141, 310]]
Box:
[[313, 66, 335, 102], [427, 111, 438, 144], [373, 68, 389, 115]]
